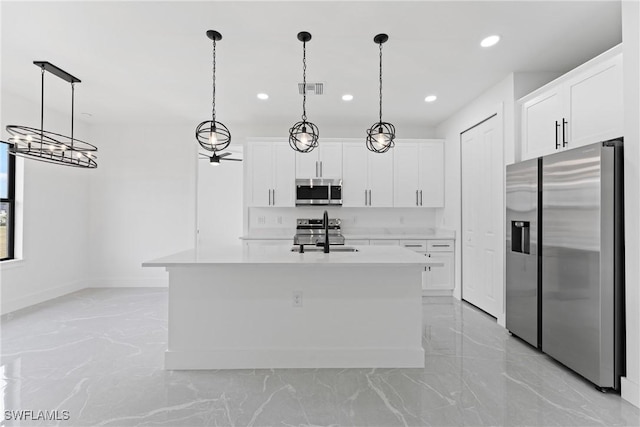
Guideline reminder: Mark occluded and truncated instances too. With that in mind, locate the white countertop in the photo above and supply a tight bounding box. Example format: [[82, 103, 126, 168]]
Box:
[[143, 244, 442, 267]]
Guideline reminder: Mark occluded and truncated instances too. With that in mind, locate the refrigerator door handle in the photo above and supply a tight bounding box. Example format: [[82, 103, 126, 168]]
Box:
[[562, 118, 568, 147], [555, 120, 560, 149]]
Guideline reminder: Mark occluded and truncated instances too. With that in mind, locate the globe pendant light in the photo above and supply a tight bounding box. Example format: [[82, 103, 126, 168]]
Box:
[[196, 30, 231, 153], [366, 34, 396, 153], [289, 31, 319, 153], [6, 61, 98, 168]]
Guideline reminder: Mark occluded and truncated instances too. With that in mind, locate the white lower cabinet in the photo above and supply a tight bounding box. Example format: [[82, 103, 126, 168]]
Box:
[[401, 239, 454, 293], [370, 239, 400, 246], [424, 252, 454, 290]]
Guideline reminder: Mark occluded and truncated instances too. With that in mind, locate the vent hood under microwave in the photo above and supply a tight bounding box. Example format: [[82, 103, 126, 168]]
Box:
[[295, 178, 342, 206]]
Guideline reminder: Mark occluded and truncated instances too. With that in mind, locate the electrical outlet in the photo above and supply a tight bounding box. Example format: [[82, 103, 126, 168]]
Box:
[[353, 216, 357, 224], [277, 216, 283, 224], [399, 216, 405, 224], [258, 216, 266, 224], [292, 291, 303, 307]]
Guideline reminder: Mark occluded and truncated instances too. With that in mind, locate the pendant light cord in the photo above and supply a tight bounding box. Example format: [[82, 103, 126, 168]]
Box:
[[378, 42, 383, 124], [302, 40, 307, 122], [211, 38, 217, 123]]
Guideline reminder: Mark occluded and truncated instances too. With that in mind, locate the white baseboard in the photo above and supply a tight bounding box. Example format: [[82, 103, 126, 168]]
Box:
[[1, 280, 85, 315], [622, 377, 640, 408], [165, 347, 425, 370], [86, 277, 168, 288], [422, 289, 454, 297]]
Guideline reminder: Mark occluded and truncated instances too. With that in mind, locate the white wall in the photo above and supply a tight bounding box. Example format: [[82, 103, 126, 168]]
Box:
[[0, 91, 92, 313], [434, 72, 561, 313], [621, 0, 640, 408], [88, 123, 197, 287]]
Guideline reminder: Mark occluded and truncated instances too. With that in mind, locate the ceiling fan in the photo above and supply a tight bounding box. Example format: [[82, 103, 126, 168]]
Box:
[[198, 151, 242, 166]]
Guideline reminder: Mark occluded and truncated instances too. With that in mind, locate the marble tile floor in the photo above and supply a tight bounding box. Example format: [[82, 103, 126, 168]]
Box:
[[1, 288, 639, 427]]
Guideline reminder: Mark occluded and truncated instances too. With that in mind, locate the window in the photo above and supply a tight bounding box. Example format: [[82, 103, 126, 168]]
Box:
[[0, 141, 15, 260]]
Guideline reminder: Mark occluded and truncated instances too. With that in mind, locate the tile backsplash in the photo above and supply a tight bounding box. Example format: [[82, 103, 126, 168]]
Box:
[[248, 207, 439, 234]]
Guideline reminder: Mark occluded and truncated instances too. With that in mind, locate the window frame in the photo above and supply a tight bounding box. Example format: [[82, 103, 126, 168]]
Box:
[[0, 141, 16, 261]]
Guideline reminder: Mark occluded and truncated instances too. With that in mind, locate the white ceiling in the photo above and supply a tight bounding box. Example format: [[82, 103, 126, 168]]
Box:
[[1, 1, 622, 136]]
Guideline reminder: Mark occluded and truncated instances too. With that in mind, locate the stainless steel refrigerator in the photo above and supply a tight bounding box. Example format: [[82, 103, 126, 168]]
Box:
[[506, 139, 625, 390]]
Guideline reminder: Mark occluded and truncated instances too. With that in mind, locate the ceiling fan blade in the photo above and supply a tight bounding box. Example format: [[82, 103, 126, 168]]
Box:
[[198, 154, 210, 159], [218, 152, 232, 158], [221, 158, 242, 162]]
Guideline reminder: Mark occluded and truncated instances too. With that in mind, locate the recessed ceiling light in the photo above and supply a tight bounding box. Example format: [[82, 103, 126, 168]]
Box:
[[424, 95, 437, 103], [257, 93, 269, 100], [480, 35, 500, 48], [342, 94, 354, 101]]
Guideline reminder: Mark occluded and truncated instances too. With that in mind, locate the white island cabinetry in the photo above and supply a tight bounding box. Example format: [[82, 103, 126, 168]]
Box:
[[143, 245, 432, 370]]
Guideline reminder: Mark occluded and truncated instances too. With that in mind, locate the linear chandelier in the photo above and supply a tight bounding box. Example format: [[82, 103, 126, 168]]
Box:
[[289, 31, 319, 153], [196, 30, 231, 153], [6, 61, 98, 168], [366, 34, 396, 153]]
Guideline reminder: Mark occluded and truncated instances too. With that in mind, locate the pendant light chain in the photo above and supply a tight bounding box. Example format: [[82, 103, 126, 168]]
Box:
[[378, 42, 383, 124], [211, 38, 216, 123], [196, 30, 231, 153], [302, 40, 307, 122]]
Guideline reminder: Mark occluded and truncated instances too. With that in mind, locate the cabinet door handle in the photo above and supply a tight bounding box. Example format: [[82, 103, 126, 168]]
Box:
[[416, 190, 419, 206], [369, 190, 372, 206], [316, 161, 319, 177], [365, 190, 368, 206], [268, 189, 272, 205], [555, 120, 560, 149], [272, 189, 275, 206], [420, 190, 423, 206], [320, 161, 323, 177], [562, 118, 568, 147]]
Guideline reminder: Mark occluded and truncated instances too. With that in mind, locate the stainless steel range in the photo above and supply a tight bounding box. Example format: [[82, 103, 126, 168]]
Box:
[[293, 216, 345, 247]]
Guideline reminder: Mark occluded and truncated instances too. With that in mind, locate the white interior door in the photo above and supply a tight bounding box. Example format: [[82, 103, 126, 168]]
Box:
[[461, 114, 503, 319]]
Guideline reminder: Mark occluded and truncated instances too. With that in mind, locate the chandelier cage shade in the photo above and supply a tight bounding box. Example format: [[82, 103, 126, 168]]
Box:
[[366, 121, 396, 153], [289, 31, 319, 153], [5, 61, 98, 168], [196, 30, 231, 153], [366, 33, 396, 153]]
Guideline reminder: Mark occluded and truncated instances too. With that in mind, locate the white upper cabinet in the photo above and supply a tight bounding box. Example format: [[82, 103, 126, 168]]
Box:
[[247, 140, 295, 207], [342, 142, 393, 207], [295, 142, 343, 179], [520, 45, 622, 161], [393, 140, 444, 207]]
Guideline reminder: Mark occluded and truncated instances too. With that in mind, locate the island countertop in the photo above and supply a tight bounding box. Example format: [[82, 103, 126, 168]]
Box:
[[142, 244, 441, 268]]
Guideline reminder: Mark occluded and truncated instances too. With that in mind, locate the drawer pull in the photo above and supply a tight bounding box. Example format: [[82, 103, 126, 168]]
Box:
[[432, 244, 450, 247], [404, 244, 423, 247]]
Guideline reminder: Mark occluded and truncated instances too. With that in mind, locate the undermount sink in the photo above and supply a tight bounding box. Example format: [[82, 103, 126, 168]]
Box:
[[290, 246, 359, 253]]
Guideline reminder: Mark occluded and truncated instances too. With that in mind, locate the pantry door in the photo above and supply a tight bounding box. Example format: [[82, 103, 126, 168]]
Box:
[[461, 113, 504, 319]]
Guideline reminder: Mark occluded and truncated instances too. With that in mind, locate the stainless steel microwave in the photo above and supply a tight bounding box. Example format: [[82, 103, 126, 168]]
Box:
[[295, 178, 342, 206]]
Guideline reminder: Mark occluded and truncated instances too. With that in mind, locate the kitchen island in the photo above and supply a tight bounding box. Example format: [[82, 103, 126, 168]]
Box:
[[143, 244, 438, 370]]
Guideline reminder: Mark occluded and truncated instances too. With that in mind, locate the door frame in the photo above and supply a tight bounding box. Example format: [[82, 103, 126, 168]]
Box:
[[459, 104, 506, 326]]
